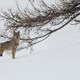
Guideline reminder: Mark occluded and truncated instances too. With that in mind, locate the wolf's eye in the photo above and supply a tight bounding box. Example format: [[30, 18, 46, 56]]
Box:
[[16, 36, 18, 38]]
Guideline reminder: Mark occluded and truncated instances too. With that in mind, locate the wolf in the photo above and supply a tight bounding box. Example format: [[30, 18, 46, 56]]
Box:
[[0, 31, 20, 59]]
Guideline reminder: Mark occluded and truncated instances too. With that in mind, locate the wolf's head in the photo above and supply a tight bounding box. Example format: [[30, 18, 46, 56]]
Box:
[[13, 31, 20, 45]]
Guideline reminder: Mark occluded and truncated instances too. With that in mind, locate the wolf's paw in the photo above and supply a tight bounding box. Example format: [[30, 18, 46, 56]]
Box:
[[0, 54, 3, 56]]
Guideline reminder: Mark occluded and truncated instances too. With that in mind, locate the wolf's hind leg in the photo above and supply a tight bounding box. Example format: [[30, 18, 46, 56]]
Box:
[[0, 54, 3, 56], [0, 50, 3, 56]]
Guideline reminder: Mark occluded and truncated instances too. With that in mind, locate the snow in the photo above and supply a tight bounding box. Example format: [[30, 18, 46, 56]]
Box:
[[0, 0, 80, 80], [0, 42, 80, 80]]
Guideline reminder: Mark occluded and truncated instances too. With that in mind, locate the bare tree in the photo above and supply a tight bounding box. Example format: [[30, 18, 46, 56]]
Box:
[[0, 0, 80, 51]]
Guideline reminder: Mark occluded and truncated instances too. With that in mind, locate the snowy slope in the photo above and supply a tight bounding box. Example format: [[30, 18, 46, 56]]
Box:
[[0, 24, 80, 80], [0, 41, 80, 80], [0, 0, 80, 80]]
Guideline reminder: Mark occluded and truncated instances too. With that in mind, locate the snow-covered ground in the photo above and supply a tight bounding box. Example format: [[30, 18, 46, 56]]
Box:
[[0, 44, 80, 80], [0, 36, 80, 80], [0, 0, 80, 80]]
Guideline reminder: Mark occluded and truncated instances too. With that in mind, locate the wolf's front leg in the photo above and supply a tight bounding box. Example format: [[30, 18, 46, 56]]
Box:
[[12, 47, 16, 59]]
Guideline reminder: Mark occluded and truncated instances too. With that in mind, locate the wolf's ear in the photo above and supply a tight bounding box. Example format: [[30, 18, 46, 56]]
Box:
[[17, 31, 20, 35], [13, 30, 16, 35]]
